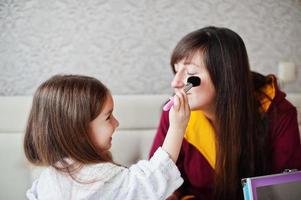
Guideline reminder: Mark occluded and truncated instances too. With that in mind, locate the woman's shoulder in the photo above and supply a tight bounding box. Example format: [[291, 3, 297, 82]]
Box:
[[257, 74, 296, 114], [269, 85, 296, 115]]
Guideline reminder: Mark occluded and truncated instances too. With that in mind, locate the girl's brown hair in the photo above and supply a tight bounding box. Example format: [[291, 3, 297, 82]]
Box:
[[171, 26, 272, 200], [24, 75, 112, 174]]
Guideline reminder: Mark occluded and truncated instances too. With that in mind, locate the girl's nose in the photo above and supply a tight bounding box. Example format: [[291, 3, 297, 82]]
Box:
[[113, 115, 119, 128]]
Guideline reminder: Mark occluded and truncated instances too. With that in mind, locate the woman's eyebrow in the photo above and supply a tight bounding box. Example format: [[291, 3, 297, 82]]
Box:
[[105, 109, 113, 116], [184, 62, 199, 67]]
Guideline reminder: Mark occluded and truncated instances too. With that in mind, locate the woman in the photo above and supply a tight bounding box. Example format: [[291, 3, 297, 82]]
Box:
[[149, 26, 301, 200]]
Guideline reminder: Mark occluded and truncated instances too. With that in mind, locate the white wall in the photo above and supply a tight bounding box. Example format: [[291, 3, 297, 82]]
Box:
[[0, 0, 300, 95]]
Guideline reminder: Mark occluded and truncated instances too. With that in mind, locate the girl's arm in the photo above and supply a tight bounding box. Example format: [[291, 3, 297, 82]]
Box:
[[149, 110, 170, 159], [117, 92, 189, 199], [149, 94, 188, 199], [161, 91, 190, 163], [76, 92, 190, 200]]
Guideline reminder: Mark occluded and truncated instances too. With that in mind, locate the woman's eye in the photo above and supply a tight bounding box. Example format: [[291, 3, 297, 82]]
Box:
[[106, 115, 111, 120]]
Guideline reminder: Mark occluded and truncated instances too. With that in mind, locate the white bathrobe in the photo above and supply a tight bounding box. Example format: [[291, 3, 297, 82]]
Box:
[[26, 147, 183, 200]]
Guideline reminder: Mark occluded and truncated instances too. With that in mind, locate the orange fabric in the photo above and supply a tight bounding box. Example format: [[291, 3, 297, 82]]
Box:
[[184, 111, 216, 168], [181, 195, 195, 200], [257, 76, 276, 112]]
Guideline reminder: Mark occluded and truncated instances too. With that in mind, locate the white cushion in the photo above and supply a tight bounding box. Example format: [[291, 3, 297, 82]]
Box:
[[113, 95, 169, 129], [0, 133, 30, 200], [0, 96, 32, 133]]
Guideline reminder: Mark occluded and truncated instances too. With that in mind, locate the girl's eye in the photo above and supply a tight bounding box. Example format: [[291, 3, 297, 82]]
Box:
[[106, 115, 111, 120]]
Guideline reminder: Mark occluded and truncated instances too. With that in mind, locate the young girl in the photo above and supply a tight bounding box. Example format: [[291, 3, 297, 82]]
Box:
[[24, 74, 190, 200], [150, 26, 301, 200]]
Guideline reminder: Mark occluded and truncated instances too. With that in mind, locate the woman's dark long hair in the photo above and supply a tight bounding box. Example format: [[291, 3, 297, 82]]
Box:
[[170, 26, 272, 200]]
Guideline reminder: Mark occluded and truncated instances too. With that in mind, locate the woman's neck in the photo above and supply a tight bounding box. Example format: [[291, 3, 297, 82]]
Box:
[[199, 104, 218, 132]]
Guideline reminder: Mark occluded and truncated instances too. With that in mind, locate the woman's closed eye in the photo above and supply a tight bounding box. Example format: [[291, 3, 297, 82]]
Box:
[[106, 111, 113, 120], [186, 67, 199, 75], [106, 114, 111, 120]]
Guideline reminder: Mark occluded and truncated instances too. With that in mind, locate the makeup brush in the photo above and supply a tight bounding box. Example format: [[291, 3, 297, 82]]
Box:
[[163, 76, 201, 111]]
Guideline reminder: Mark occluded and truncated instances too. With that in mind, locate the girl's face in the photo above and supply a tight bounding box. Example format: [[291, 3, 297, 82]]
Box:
[[172, 52, 216, 112], [89, 94, 119, 153]]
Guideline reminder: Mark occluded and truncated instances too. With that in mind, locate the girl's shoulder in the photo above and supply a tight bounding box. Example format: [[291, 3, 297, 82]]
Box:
[[80, 162, 125, 181], [27, 162, 126, 199], [38, 161, 125, 185]]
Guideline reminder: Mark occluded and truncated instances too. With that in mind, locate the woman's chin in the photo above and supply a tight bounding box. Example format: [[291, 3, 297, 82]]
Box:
[[189, 104, 204, 111], [188, 102, 199, 110]]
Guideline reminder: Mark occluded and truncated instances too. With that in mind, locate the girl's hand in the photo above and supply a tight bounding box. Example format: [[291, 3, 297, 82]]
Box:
[[168, 91, 190, 134]]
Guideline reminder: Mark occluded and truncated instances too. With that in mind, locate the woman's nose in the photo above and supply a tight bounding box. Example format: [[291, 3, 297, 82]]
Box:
[[171, 73, 185, 89]]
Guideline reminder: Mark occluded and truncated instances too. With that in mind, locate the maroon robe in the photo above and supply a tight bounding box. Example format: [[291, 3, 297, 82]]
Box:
[[149, 83, 301, 200]]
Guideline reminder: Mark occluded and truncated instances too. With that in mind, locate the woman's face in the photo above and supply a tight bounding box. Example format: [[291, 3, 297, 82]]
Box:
[[172, 52, 216, 112]]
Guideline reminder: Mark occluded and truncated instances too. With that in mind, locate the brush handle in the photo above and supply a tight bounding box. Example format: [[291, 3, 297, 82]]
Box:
[[163, 98, 174, 111], [163, 83, 193, 111]]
